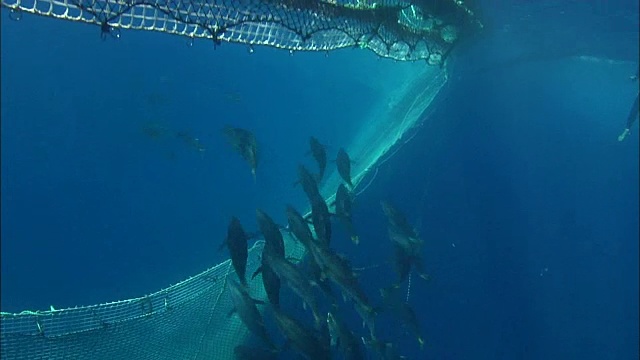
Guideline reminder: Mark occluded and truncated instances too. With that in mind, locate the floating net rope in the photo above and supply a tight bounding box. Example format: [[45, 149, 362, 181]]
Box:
[[1, 0, 482, 63]]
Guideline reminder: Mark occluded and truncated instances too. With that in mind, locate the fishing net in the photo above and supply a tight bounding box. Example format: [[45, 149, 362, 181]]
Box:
[[1, 0, 482, 64], [1, 237, 307, 360], [0, 1, 478, 359]]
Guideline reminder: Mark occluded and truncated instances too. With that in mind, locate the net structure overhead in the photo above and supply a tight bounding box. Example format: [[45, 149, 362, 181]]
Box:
[[1, 0, 483, 63]]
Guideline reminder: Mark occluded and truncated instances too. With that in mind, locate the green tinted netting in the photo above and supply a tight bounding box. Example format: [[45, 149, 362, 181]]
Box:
[[0, 0, 482, 64]]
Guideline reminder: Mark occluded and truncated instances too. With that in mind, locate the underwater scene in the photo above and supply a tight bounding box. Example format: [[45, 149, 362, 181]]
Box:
[[1, 0, 638, 359]]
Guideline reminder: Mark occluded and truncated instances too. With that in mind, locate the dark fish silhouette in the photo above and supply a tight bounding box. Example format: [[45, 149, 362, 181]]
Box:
[[380, 287, 426, 350], [386, 241, 430, 290], [307, 242, 377, 338], [309, 136, 327, 182], [285, 204, 315, 248], [381, 200, 423, 255], [296, 164, 323, 204], [336, 148, 353, 188], [255, 209, 285, 257], [327, 310, 366, 360], [381, 200, 430, 287], [285, 205, 336, 302], [227, 280, 276, 350], [335, 183, 358, 244], [252, 209, 285, 307], [310, 196, 332, 246], [273, 308, 331, 360], [219, 216, 249, 286], [223, 125, 258, 181], [263, 251, 323, 329]]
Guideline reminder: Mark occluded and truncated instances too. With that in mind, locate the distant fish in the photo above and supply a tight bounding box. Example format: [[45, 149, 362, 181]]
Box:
[[336, 148, 353, 188], [223, 125, 258, 182], [219, 216, 249, 286], [309, 136, 327, 182]]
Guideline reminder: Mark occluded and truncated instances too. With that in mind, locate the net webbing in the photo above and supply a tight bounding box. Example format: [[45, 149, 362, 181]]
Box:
[[1, 237, 306, 360], [1, 0, 482, 63]]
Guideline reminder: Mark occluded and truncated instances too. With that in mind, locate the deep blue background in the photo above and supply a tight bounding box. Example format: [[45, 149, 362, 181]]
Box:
[[1, 1, 638, 359]]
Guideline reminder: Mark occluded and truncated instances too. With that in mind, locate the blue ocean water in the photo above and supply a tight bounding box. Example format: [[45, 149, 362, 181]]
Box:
[[1, 1, 638, 360]]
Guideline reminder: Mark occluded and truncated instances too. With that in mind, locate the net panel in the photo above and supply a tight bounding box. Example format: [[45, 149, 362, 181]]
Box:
[[1, 0, 482, 63], [1, 237, 307, 360]]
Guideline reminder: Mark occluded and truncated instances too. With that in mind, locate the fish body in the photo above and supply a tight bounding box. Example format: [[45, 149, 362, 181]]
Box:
[[310, 196, 332, 246], [327, 311, 365, 360], [256, 209, 285, 257], [223, 125, 258, 180], [336, 148, 353, 188], [285, 205, 315, 248], [297, 164, 323, 204], [221, 217, 249, 286], [227, 280, 275, 349], [264, 252, 323, 328], [335, 183, 358, 244], [273, 308, 331, 360], [309, 136, 327, 182]]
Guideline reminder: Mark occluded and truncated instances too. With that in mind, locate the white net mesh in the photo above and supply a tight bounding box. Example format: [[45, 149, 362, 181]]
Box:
[[1, 237, 306, 360], [1, 0, 482, 63]]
